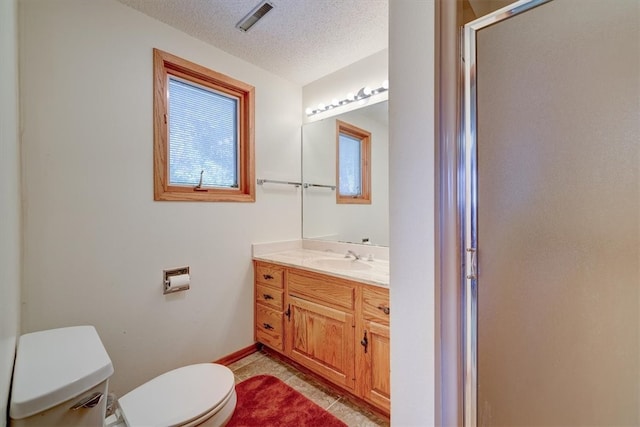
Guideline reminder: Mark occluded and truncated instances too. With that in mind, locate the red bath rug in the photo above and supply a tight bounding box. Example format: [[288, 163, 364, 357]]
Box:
[[226, 374, 347, 427]]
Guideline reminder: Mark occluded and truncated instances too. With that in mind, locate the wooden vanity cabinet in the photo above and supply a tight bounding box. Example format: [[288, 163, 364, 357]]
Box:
[[253, 260, 390, 414], [358, 286, 391, 412], [286, 269, 357, 391], [254, 262, 285, 351]]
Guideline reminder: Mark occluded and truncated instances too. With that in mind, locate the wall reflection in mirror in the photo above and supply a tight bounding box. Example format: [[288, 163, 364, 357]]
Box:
[[302, 101, 388, 246]]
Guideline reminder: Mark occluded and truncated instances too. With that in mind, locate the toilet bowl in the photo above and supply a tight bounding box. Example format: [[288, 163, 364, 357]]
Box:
[[9, 326, 237, 427]]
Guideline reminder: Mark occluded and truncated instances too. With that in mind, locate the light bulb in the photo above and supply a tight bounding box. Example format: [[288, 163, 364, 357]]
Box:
[[356, 86, 372, 99], [317, 103, 325, 111], [382, 79, 389, 90], [346, 92, 355, 101], [332, 98, 340, 107], [305, 107, 313, 115]]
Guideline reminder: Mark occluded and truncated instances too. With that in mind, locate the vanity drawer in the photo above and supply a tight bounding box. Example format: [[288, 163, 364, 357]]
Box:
[[256, 284, 284, 311], [255, 262, 284, 288], [362, 286, 390, 324], [288, 270, 355, 311], [255, 305, 284, 351]]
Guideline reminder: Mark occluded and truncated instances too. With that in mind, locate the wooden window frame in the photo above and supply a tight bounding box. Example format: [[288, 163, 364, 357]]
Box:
[[153, 48, 255, 202], [336, 120, 371, 204]]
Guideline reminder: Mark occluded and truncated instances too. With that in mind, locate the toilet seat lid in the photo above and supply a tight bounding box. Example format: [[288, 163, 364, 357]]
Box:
[[119, 363, 235, 427]]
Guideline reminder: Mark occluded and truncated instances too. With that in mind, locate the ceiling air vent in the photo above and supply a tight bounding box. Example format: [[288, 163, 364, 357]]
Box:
[[236, 1, 275, 32]]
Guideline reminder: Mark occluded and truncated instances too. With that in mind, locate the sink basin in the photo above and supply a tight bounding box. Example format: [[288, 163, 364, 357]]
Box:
[[308, 258, 373, 271]]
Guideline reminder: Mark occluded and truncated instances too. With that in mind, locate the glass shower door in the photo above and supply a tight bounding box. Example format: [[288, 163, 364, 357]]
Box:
[[463, 0, 640, 425]]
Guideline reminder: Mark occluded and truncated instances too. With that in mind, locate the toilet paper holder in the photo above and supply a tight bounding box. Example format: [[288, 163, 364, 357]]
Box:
[[163, 266, 190, 295]]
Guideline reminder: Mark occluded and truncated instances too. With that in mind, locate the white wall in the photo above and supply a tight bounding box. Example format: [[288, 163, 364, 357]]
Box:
[[19, 0, 301, 395], [0, 0, 21, 424], [302, 49, 388, 123], [389, 1, 436, 425]]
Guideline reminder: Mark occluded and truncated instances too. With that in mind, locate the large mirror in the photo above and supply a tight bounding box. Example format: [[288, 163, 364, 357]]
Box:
[[302, 101, 388, 246]]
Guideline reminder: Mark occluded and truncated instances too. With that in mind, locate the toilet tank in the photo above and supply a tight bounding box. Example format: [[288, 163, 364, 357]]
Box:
[[9, 326, 114, 427]]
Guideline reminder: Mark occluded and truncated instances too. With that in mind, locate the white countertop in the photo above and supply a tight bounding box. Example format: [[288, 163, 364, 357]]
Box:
[[253, 248, 389, 287]]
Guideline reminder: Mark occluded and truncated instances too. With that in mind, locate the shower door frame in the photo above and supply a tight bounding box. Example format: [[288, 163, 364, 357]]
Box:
[[460, 1, 552, 426]]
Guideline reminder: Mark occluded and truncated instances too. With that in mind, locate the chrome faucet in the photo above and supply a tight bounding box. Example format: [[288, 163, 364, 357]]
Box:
[[345, 250, 361, 260]]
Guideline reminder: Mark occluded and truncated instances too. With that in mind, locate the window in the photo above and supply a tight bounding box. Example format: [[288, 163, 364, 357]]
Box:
[[153, 48, 255, 202], [336, 120, 371, 204]]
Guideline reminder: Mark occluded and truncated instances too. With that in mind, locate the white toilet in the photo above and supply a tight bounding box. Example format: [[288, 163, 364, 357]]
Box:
[[9, 326, 237, 427]]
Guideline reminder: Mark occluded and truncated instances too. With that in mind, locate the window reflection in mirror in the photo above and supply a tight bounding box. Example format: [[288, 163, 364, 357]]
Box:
[[337, 120, 371, 204]]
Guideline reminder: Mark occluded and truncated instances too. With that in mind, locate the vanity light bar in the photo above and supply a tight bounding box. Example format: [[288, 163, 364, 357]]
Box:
[[305, 80, 389, 117]]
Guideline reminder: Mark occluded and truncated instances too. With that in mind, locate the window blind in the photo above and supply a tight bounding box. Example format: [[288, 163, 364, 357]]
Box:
[[168, 77, 239, 188]]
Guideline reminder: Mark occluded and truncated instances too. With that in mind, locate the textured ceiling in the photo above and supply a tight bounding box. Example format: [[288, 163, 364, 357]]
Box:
[[116, 0, 389, 85]]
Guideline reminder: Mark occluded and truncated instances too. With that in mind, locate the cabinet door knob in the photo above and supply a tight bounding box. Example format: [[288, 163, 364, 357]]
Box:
[[377, 305, 390, 315], [263, 323, 274, 330], [361, 331, 368, 353], [263, 274, 274, 280], [263, 293, 274, 300]]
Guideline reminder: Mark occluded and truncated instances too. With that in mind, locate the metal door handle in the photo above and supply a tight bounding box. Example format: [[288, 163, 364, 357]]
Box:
[[466, 247, 477, 279]]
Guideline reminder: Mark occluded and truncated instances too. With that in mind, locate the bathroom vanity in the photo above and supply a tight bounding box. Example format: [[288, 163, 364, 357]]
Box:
[[253, 249, 390, 414]]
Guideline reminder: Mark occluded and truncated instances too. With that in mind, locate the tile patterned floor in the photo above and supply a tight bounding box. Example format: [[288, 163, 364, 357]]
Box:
[[227, 350, 390, 427]]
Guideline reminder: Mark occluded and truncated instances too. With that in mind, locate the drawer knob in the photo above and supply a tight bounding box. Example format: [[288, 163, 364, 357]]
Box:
[[263, 323, 274, 330], [263, 293, 274, 300], [377, 305, 390, 315], [263, 274, 274, 280]]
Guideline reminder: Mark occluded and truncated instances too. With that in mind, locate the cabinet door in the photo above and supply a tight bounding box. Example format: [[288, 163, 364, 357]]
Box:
[[358, 320, 390, 412], [287, 295, 356, 390]]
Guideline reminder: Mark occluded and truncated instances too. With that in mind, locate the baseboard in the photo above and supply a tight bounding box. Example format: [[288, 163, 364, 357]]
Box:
[[213, 343, 261, 366]]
